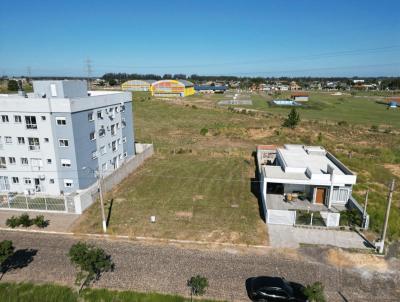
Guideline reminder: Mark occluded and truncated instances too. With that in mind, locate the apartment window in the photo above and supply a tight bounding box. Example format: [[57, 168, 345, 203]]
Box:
[[25, 116, 37, 129], [122, 137, 127, 143], [18, 137, 25, 144], [120, 104, 126, 112], [59, 139, 69, 147], [123, 152, 127, 158], [110, 124, 116, 136], [64, 179, 73, 188], [99, 127, 106, 137], [47, 159, 52, 164], [0, 157, 6, 169], [115, 106, 120, 113], [41, 116, 46, 121], [117, 138, 121, 145], [28, 137, 40, 151], [14, 115, 22, 123], [92, 151, 98, 159], [111, 141, 117, 152], [44, 138, 49, 143], [61, 159, 71, 167], [8, 157, 16, 164], [122, 118, 126, 128], [56, 117, 66, 125], [89, 131, 96, 141], [116, 122, 120, 129], [49, 179, 55, 184], [5, 136, 12, 144], [24, 178, 32, 185], [21, 158, 28, 165], [88, 112, 94, 121], [101, 162, 107, 171], [97, 110, 103, 119], [118, 154, 123, 160], [12, 177, 19, 184], [1, 115, 9, 123], [100, 145, 106, 155]]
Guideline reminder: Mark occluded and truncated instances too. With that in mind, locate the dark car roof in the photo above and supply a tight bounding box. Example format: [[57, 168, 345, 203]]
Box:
[[251, 277, 293, 294]]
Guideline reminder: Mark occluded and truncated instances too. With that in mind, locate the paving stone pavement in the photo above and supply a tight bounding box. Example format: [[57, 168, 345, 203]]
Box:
[[0, 231, 399, 302]]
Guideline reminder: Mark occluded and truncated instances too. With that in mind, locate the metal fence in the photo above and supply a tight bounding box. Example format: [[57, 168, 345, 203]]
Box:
[[0, 193, 66, 212]]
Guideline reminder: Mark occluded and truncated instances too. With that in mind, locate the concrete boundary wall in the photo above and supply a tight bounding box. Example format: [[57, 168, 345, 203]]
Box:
[[73, 143, 154, 214]]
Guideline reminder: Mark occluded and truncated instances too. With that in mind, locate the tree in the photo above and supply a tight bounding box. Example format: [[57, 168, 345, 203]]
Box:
[[187, 275, 209, 301], [283, 108, 300, 129], [0, 240, 15, 280], [7, 80, 19, 91], [68, 242, 113, 293], [108, 79, 117, 86], [303, 282, 326, 302]]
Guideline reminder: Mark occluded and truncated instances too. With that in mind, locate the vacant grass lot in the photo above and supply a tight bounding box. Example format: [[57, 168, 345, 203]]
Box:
[[0, 283, 221, 302], [75, 91, 400, 243], [250, 92, 400, 128]]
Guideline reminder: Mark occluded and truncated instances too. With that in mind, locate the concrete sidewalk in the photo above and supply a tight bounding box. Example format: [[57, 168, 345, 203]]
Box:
[[0, 210, 79, 232], [268, 224, 372, 249]]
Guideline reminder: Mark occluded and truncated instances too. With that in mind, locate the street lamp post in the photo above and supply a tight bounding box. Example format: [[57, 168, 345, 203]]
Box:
[[83, 166, 107, 233]]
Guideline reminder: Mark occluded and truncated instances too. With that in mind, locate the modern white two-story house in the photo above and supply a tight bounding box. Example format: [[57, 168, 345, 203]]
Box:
[[257, 144, 361, 226], [0, 80, 135, 196]]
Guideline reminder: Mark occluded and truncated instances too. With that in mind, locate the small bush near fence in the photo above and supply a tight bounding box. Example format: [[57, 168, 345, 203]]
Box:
[[339, 209, 362, 227], [296, 211, 325, 227], [6, 214, 49, 229]]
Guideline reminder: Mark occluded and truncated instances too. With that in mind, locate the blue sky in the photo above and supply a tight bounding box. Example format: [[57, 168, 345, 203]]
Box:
[[0, 0, 399, 77]]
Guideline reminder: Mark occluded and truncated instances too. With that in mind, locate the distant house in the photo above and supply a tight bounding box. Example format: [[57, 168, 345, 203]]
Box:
[[278, 85, 289, 91], [290, 81, 301, 91], [291, 92, 309, 102], [194, 85, 227, 94], [257, 145, 365, 227]]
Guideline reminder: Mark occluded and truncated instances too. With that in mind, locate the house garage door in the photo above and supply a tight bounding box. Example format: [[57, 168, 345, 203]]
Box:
[[267, 209, 296, 225]]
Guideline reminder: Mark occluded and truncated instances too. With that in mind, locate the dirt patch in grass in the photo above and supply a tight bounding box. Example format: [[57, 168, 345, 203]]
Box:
[[384, 164, 400, 178], [326, 249, 388, 272], [175, 211, 193, 219]]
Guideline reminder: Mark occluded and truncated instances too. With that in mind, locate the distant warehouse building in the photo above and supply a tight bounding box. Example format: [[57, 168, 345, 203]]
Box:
[[151, 79, 195, 97], [195, 85, 227, 94], [291, 92, 309, 102], [121, 79, 155, 92]]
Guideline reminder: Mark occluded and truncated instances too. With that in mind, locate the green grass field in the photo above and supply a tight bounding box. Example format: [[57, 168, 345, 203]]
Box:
[[76, 91, 400, 242], [0, 283, 221, 302], [250, 92, 400, 128]]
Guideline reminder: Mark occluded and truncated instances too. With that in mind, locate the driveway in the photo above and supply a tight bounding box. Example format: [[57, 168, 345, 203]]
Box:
[[268, 224, 372, 249], [1, 230, 399, 302]]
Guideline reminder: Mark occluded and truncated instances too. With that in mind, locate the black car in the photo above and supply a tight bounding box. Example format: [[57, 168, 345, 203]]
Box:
[[247, 276, 307, 302]]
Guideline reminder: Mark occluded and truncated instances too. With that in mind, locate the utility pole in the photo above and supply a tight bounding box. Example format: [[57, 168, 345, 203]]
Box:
[[85, 57, 92, 90], [362, 188, 369, 229], [97, 172, 107, 233], [379, 179, 395, 254]]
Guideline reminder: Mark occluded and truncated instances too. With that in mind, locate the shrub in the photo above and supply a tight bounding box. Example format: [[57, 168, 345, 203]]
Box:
[[191, 105, 197, 109], [5, 216, 20, 228], [19, 214, 32, 228], [303, 282, 326, 302], [187, 275, 209, 296], [33, 215, 49, 228], [338, 120, 348, 127], [370, 125, 379, 132], [200, 128, 208, 136], [282, 108, 300, 129]]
